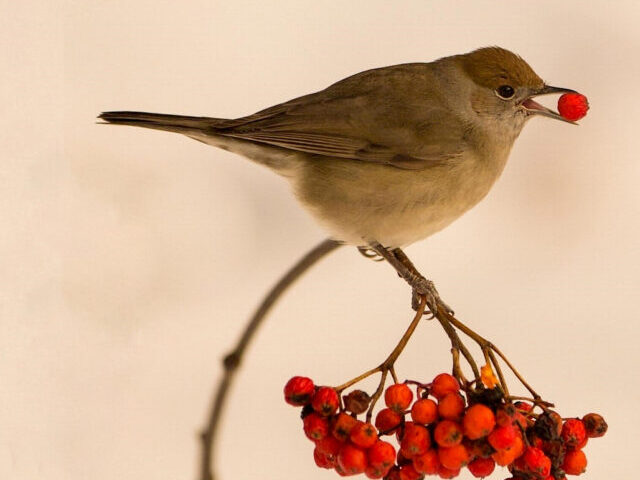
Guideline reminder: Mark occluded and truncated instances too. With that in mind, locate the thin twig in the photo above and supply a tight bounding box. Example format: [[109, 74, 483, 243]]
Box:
[[365, 296, 427, 422], [198, 238, 341, 480], [442, 312, 540, 400]]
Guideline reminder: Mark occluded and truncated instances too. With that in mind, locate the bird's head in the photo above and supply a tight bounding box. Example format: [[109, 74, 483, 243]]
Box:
[[456, 47, 576, 136]]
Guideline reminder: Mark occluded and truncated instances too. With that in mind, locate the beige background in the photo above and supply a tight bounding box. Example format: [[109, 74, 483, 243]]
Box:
[[2, 1, 639, 479]]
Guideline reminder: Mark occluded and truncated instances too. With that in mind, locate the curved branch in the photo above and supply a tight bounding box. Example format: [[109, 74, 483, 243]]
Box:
[[199, 238, 342, 480]]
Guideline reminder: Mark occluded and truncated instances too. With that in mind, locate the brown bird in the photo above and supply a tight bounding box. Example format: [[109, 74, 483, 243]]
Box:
[[99, 46, 577, 310]]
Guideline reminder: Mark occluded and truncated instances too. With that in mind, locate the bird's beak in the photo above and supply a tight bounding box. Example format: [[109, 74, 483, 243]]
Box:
[[521, 85, 578, 124]]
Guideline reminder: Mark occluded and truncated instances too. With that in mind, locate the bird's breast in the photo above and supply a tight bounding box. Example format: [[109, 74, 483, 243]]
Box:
[[292, 148, 511, 247]]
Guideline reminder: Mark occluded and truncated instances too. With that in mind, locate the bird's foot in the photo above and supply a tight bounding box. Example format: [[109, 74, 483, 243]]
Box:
[[357, 246, 385, 262], [411, 278, 454, 317]]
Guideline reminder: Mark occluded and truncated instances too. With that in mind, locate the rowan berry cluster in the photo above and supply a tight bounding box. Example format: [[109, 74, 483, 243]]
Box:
[[284, 374, 607, 480]]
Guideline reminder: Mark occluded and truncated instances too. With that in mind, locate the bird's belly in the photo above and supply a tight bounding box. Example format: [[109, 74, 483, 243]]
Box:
[[293, 153, 507, 248]]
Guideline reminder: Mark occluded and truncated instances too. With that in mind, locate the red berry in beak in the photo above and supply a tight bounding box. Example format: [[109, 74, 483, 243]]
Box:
[[558, 93, 589, 121]]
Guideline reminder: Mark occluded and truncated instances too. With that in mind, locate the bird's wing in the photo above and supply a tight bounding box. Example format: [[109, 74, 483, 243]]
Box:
[[210, 64, 468, 170]]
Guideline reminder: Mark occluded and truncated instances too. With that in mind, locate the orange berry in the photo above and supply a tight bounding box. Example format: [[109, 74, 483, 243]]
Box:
[[368, 439, 396, 471], [582, 412, 607, 438], [463, 404, 496, 440], [385, 383, 414, 413], [400, 422, 431, 458], [375, 407, 403, 434], [431, 373, 460, 400], [311, 386, 339, 416], [438, 392, 465, 421], [490, 434, 523, 466], [467, 457, 495, 478], [411, 398, 438, 424], [413, 448, 440, 474], [337, 444, 367, 475], [350, 421, 378, 448], [438, 444, 470, 470], [434, 420, 464, 447], [563, 449, 587, 475], [331, 412, 358, 441]]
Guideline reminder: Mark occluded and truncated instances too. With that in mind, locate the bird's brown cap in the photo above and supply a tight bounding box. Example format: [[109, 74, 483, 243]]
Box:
[[459, 46, 544, 91]]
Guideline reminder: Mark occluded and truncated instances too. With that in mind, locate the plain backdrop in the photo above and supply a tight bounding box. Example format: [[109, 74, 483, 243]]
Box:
[[2, 1, 639, 479]]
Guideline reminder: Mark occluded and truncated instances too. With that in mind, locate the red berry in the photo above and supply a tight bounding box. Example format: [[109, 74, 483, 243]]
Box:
[[400, 422, 431, 458], [398, 463, 422, 480], [337, 444, 367, 475], [365, 465, 386, 479], [283, 376, 314, 406], [315, 435, 343, 457], [311, 386, 339, 416], [431, 373, 460, 400], [434, 420, 464, 447], [413, 448, 440, 474], [334, 464, 350, 477], [463, 404, 496, 440], [514, 401, 533, 413], [467, 457, 495, 478], [384, 466, 401, 480], [385, 383, 414, 413], [438, 392, 465, 421], [562, 449, 587, 475], [437, 464, 461, 479], [582, 412, 608, 438], [487, 424, 516, 450], [522, 446, 551, 478], [331, 412, 358, 441], [313, 447, 335, 469], [411, 398, 439, 424], [557, 93, 589, 121], [375, 407, 403, 433], [438, 444, 470, 470], [368, 439, 396, 471], [302, 412, 329, 441], [561, 418, 587, 449], [350, 421, 378, 448]]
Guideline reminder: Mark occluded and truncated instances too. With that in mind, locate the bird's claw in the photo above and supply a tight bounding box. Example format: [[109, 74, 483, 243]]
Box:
[[411, 278, 454, 317]]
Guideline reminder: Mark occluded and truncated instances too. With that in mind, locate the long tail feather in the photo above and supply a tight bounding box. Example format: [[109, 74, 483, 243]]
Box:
[[98, 111, 224, 135]]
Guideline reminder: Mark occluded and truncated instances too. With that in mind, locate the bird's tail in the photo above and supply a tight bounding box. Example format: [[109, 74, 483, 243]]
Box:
[[98, 111, 225, 135]]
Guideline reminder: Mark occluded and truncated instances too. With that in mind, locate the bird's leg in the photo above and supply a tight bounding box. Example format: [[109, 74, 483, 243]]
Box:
[[368, 242, 453, 315], [389, 248, 454, 315]]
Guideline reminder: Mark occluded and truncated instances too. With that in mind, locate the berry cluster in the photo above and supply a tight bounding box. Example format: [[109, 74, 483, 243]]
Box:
[[284, 374, 607, 479]]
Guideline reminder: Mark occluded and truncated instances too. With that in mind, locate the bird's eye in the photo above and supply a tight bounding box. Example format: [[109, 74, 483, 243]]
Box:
[[496, 85, 515, 99]]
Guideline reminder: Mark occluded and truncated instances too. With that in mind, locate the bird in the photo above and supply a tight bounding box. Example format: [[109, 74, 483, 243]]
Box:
[[98, 46, 577, 311]]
